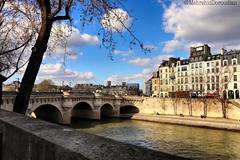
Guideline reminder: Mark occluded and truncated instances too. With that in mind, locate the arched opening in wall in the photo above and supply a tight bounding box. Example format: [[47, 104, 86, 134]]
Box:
[[100, 104, 114, 118], [120, 105, 139, 115], [235, 90, 239, 99], [71, 102, 96, 121], [228, 90, 234, 99], [33, 104, 63, 124]]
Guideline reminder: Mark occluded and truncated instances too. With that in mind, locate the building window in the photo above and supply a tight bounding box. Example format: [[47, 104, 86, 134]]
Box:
[[154, 86, 157, 90], [191, 64, 194, 69], [196, 77, 198, 83], [216, 76, 219, 82], [207, 62, 210, 67], [211, 76, 215, 82], [207, 76, 210, 82], [155, 80, 157, 84], [199, 63, 202, 68], [185, 78, 188, 83], [207, 84, 210, 90], [207, 69, 210, 73], [195, 63, 198, 68], [216, 68, 219, 73], [225, 76, 228, 82], [185, 72, 188, 76], [192, 85, 194, 90], [223, 60, 228, 66], [216, 61, 219, 66], [216, 84, 219, 90], [234, 67, 237, 72], [200, 77, 203, 82], [232, 59, 237, 65], [234, 83, 238, 89], [192, 77, 194, 83], [212, 68, 214, 73], [200, 84, 203, 90], [225, 84, 228, 89], [234, 75, 237, 81], [212, 84, 215, 90]]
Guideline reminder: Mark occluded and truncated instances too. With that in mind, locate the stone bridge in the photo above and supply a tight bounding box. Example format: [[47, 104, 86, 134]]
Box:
[[1, 92, 143, 124]]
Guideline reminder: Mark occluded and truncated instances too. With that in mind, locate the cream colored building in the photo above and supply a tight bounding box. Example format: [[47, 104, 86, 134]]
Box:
[[151, 44, 240, 99]]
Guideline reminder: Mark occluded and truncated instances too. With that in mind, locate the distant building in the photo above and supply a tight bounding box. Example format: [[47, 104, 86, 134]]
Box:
[[72, 84, 104, 94], [101, 82, 140, 96], [144, 79, 152, 96], [151, 71, 160, 97], [107, 81, 111, 88], [3, 80, 20, 92]]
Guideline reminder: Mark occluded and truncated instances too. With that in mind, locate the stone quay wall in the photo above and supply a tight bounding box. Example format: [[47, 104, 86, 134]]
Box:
[[133, 98, 240, 120], [0, 110, 188, 160]]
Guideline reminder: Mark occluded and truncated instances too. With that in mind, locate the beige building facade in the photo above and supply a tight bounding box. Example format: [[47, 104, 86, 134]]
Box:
[[151, 44, 240, 99]]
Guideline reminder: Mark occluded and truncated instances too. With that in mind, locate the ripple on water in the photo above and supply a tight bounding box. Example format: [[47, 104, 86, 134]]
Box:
[[72, 119, 240, 160]]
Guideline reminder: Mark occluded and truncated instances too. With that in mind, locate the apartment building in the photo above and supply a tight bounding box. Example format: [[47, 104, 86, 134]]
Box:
[[151, 44, 240, 99], [151, 71, 160, 97]]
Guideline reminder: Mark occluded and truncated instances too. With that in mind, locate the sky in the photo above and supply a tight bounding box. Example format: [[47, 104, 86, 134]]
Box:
[[7, 0, 240, 89]]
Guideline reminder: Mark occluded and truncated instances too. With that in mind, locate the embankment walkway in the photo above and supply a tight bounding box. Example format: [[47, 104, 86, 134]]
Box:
[[120, 114, 240, 131]]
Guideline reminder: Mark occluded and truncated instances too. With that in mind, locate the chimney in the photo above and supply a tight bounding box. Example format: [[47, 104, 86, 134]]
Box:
[[220, 48, 226, 55]]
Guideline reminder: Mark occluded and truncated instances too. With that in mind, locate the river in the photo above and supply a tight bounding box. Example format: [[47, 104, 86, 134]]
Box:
[[71, 118, 240, 160]]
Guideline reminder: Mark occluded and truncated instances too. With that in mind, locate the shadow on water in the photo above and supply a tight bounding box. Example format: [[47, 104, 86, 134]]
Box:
[[71, 117, 129, 129]]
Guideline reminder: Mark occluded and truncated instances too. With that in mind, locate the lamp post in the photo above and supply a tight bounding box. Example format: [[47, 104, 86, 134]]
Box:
[[0, 74, 7, 108]]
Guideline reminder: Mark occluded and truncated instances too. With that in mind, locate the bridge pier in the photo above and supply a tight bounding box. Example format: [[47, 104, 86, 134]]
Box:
[[62, 110, 71, 124]]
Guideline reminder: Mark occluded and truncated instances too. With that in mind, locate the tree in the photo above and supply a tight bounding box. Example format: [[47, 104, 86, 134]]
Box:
[[36, 79, 56, 92], [215, 62, 234, 118], [2, 0, 148, 114]]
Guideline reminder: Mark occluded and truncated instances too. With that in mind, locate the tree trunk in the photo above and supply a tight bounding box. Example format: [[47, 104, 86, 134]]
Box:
[[13, 18, 53, 114], [222, 100, 227, 118]]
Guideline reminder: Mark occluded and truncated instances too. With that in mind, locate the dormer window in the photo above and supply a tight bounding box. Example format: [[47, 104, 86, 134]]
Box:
[[223, 60, 228, 66], [232, 59, 237, 65]]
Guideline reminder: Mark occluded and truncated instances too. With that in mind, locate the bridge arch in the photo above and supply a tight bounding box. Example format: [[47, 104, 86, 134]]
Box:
[[100, 103, 115, 117], [33, 104, 63, 124], [71, 101, 97, 120], [120, 105, 140, 115]]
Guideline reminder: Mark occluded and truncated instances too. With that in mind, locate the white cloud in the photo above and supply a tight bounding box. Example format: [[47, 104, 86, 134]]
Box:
[[68, 30, 99, 47], [108, 54, 172, 85], [49, 25, 98, 59], [163, 1, 240, 52], [113, 49, 133, 56], [101, 8, 133, 32], [128, 57, 152, 67], [107, 68, 152, 85], [128, 54, 172, 67], [37, 62, 94, 84], [163, 39, 186, 53]]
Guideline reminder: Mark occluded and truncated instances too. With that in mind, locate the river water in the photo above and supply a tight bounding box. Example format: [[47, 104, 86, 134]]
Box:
[[71, 118, 240, 160]]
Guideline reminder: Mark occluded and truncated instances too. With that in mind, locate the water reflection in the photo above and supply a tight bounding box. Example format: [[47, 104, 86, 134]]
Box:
[[71, 118, 240, 160]]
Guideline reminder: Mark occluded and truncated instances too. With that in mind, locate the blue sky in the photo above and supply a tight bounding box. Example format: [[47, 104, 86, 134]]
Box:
[[8, 0, 240, 89]]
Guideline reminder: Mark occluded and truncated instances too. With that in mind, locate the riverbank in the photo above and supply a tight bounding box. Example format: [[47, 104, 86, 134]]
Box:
[[119, 114, 240, 131]]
